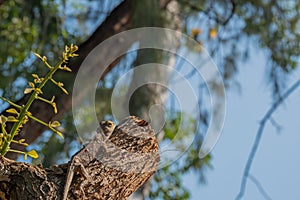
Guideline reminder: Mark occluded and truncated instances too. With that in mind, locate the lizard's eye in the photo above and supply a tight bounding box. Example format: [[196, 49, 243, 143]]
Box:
[[106, 121, 113, 127]]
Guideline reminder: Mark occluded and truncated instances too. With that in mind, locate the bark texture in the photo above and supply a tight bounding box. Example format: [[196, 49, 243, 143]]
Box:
[[0, 116, 159, 200]]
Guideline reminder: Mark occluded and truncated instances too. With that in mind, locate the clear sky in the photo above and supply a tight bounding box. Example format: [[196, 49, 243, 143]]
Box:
[[184, 45, 300, 200]]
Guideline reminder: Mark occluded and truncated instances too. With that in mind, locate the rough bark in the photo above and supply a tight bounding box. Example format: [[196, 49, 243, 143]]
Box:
[[0, 116, 159, 200]]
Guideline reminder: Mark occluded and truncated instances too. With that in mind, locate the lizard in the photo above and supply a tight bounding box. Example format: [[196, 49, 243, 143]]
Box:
[[62, 120, 115, 200]]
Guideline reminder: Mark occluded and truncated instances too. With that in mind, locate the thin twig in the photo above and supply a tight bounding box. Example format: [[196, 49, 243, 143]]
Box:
[[235, 78, 300, 200], [181, 0, 236, 25], [248, 174, 272, 200], [269, 116, 282, 133]]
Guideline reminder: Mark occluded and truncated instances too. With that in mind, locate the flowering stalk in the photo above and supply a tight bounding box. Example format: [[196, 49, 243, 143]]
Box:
[[0, 44, 78, 158]]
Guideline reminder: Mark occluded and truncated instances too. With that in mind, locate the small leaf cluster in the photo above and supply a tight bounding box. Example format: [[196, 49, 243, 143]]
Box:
[[0, 44, 78, 159]]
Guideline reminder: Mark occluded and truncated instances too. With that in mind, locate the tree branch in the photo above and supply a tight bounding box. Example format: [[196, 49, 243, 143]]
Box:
[[0, 116, 159, 200], [269, 116, 282, 133], [181, 0, 236, 25], [235, 78, 300, 200], [248, 174, 272, 200]]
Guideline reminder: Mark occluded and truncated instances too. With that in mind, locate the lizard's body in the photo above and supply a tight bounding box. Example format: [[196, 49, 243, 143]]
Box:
[[62, 120, 115, 200]]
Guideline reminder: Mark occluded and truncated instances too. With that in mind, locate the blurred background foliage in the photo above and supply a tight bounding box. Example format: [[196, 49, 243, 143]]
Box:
[[0, 0, 299, 199]]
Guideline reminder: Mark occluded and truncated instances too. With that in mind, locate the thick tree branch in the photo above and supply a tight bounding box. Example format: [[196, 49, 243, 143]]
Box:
[[0, 116, 159, 200], [235, 78, 300, 200]]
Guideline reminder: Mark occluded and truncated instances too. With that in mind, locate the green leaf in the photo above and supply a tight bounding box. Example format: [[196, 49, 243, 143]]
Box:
[[22, 116, 29, 124], [70, 44, 78, 52], [27, 150, 38, 158], [164, 128, 175, 140], [64, 66, 72, 72], [60, 87, 69, 95], [7, 116, 18, 122], [50, 121, 60, 128], [70, 53, 79, 57], [33, 52, 42, 60], [35, 88, 43, 94], [34, 77, 43, 84], [0, 116, 7, 124], [21, 143, 28, 147], [61, 65, 72, 72], [32, 74, 39, 79], [24, 88, 33, 94], [29, 82, 35, 88], [19, 139, 25, 143], [65, 45, 70, 52], [6, 108, 19, 115]]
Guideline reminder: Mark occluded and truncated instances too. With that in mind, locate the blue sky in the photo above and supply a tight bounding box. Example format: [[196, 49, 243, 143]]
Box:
[[183, 46, 300, 199]]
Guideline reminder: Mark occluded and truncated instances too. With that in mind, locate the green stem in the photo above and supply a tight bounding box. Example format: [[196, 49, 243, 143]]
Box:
[[0, 97, 23, 109], [36, 95, 53, 105], [7, 149, 26, 155], [11, 140, 28, 146], [27, 114, 63, 139], [1, 123, 7, 135], [0, 61, 64, 156]]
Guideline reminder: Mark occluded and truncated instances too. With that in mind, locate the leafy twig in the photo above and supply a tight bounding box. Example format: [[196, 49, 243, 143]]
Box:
[[0, 44, 78, 158]]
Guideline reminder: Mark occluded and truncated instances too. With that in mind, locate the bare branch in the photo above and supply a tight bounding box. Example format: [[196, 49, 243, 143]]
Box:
[[248, 174, 272, 200], [269, 116, 282, 133], [181, 0, 236, 25], [235, 78, 300, 200]]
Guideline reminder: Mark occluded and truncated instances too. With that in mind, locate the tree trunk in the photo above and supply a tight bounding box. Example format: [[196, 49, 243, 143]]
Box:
[[127, 1, 181, 199], [0, 116, 159, 200]]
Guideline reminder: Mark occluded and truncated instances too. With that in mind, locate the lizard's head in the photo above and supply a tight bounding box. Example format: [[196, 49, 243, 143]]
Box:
[[99, 120, 115, 137]]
